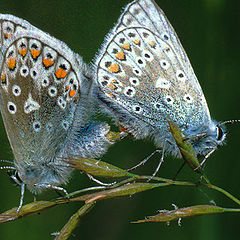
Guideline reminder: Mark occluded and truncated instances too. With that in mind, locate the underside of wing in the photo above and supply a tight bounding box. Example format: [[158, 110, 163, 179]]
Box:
[[0, 29, 87, 164], [109, 0, 210, 117], [0, 14, 36, 49], [96, 27, 211, 135]]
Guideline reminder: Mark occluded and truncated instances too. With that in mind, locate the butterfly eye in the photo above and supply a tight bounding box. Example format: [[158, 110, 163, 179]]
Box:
[[15, 171, 23, 183], [8, 170, 23, 185], [216, 126, 224, 141]]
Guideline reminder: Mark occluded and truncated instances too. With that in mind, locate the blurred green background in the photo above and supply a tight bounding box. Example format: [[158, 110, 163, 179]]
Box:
[[0, 0, 240, 239]]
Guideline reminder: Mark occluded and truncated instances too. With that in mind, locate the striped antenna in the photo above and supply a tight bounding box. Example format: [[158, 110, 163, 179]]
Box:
[[217, 120, 240, 127], [0, 166, 16, 170], [0, 159, 14, 165]]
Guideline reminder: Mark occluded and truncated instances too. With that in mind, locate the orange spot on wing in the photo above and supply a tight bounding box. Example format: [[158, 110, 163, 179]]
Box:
[[122, 42, 130, 50], [108, 63, 120, 73], [55, 69, 67, 79], [31, 49, 41, 59], [43, 58, 54, 68], [111, 79, 118, 84], [4, 33, 11, 39], [134, 39, 140, 45], [1, 73, 6, 84], [107, 83, 117, 90], [106, 93, 116, 99], [69, 89, 76, 97], [7, 57, 16, 70], [116, 52, 125, 60], [65, 85, 70, 91], [119, 126, 129, 133], [19, 48, 27, 57]]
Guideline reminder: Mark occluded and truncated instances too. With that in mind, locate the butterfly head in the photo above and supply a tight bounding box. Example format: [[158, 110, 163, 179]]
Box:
[[8, 169, 22, 186], [187, 120, 226, 158]]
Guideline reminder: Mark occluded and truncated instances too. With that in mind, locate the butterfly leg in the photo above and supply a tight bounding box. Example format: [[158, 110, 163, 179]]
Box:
[[17, 183, 25, 213], [195, 148, 215, 171], [127, 149, 162, 172], [34, 184, 69, 198], [33, 194, 37, 202], [86, 173, 116, 186], [173, 162, 186, 180], [150, 142, 166, 179]]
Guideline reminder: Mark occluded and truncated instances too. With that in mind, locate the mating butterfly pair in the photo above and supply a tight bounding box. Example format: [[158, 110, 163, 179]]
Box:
[[0, 0, 226, 210]]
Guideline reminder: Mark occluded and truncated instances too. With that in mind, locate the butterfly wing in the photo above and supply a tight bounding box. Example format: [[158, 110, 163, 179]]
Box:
[[0, 28, 85, 163], [114, 0, 209, 100], [0, 14, 37, 49], [95, 0, 212, 149], [0, 17, 113, 188]]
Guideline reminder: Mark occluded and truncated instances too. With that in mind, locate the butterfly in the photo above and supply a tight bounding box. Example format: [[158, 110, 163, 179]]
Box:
[[93, 0, 229, 166], [0, 14, 115, 211]]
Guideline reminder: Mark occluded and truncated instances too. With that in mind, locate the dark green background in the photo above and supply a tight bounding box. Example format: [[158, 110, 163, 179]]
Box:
[[0, 0, 239, 239]]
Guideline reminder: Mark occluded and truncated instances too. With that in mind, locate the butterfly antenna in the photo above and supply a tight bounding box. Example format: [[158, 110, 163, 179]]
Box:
[[0, 166, 16, 170], [217, 120, 240, 127], [127, 149, 162, 171], [0, 159, 14, 165]]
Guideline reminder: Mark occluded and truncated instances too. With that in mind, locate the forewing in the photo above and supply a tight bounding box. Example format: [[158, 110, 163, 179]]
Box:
[[96, 26, 209, 129], [0, 14, 36, 49], [0, 29, 83, 165], [119, 0, 210, 114], [96, 0, 211, 127]]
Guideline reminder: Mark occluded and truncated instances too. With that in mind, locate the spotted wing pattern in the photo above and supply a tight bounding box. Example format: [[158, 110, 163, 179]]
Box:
[[95, 0, 211, 140], [0, 30, 82, 167], [114, 0, 208, 101], [0, 14, 35, 49]]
